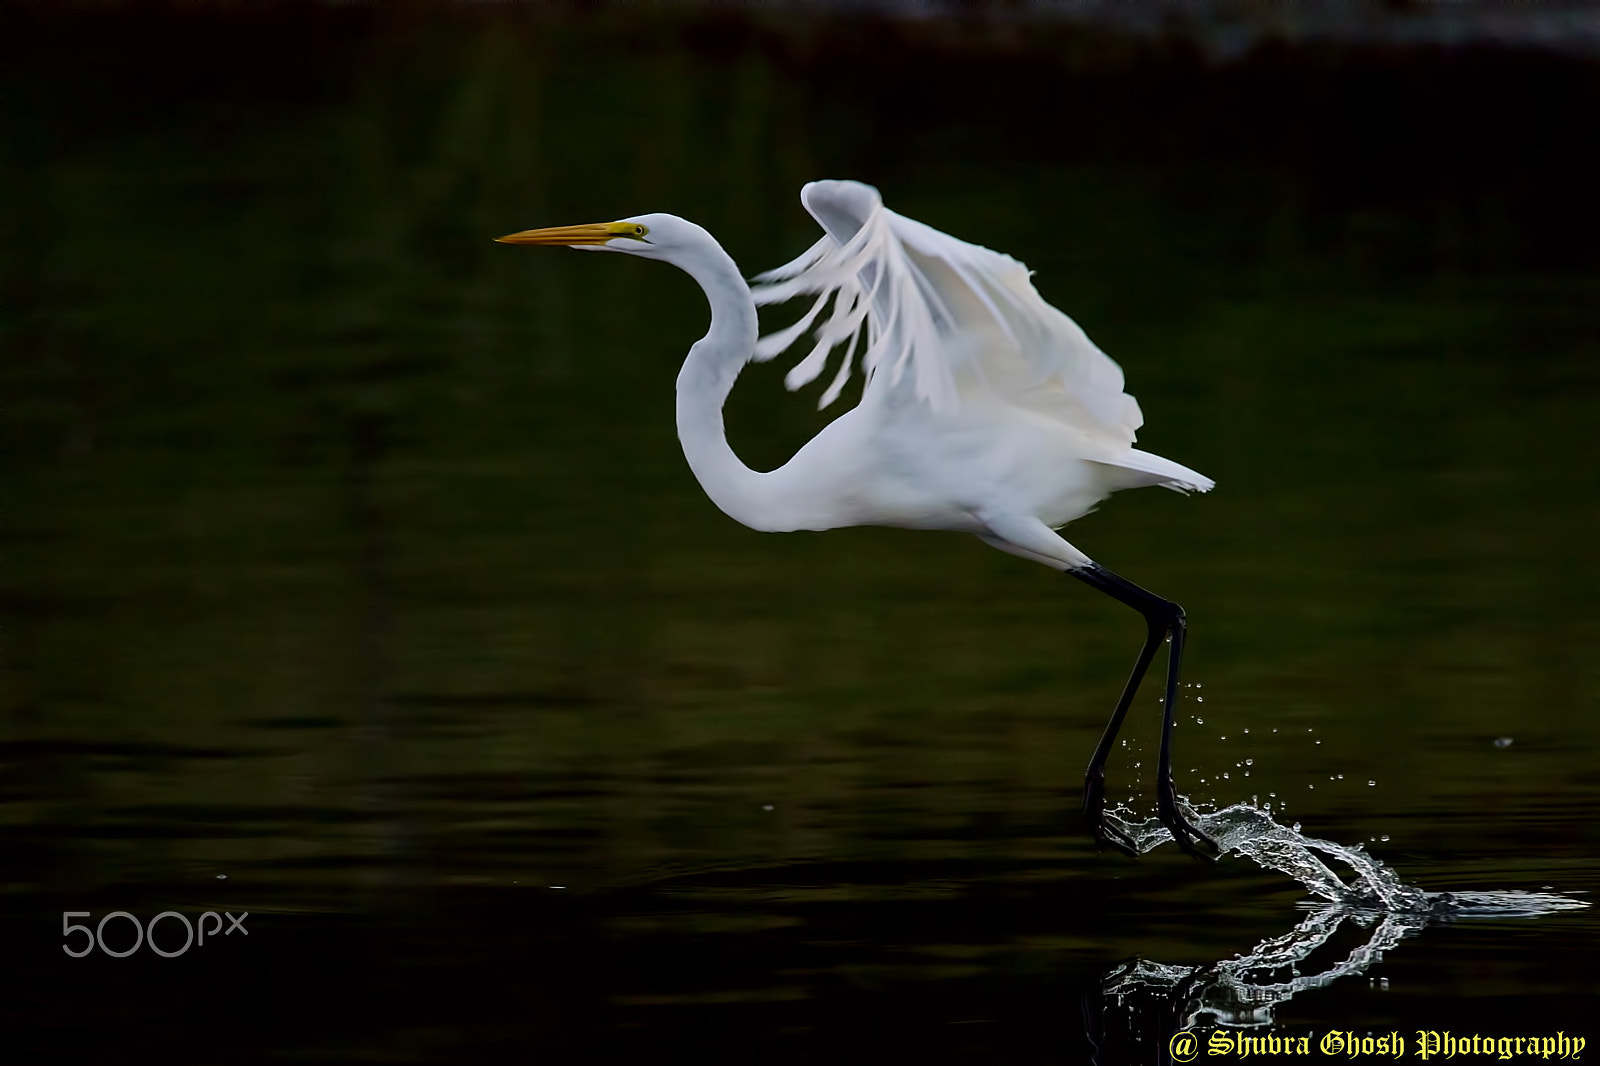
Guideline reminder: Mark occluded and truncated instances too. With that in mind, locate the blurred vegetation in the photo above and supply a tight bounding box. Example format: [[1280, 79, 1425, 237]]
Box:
[[1, 3, 1597, 901]]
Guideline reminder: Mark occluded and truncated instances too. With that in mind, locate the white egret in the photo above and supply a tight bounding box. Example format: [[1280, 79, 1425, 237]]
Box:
[[498, 180, 1215, 857]]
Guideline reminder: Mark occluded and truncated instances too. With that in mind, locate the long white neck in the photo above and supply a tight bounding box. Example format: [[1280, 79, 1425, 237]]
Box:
[[671, 240, 797, 533]]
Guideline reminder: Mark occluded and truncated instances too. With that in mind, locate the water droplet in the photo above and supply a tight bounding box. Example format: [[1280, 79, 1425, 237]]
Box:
[[1196, 718, 1204, 725], [1380, 834, 1390, 842], [763, 804, 774, 811], [1242, 729, 1249, 734], [1292, 822, 1302, 833], [1494, 737, 1513, 749], [1315, 740, 1322, 745], [1309, 783, 1315, 789], [1196, 696, 1204, 703], [1367, 780, 1376, 787], [1244, 758, 1253, 766], [1223, 772, 1230, 779], [216, 875, 227, 880], [1336, 773, 1344, 780]]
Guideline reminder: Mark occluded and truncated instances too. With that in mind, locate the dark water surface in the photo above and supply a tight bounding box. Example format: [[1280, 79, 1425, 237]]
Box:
[[4, 6, 1597, 1062]]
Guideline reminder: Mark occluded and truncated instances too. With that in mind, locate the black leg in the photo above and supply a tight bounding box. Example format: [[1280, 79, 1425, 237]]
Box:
[[1071, 562, 1216, 859]]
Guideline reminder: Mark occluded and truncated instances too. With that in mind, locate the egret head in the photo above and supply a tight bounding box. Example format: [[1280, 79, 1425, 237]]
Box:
[[495, 212, 709, 262]]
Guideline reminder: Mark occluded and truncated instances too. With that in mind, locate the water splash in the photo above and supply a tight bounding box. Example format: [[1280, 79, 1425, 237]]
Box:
[[1104, 800, 1588, 917]]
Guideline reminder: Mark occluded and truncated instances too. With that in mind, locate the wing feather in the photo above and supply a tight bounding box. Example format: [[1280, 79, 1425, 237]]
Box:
[[751, 180, 1144, 446]]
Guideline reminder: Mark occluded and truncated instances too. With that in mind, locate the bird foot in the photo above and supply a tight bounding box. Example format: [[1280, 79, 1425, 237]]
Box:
[[1090, 819, 1142, 858], [1083, 772, 1142, 857], [1085, 773, 1219, 860], [1158, 791, 1219, 862]]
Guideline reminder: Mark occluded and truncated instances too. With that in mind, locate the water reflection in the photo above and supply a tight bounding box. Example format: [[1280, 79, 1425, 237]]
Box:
[[1096, 905, 1425, 1045], [1101, 892, 1587, 1039]]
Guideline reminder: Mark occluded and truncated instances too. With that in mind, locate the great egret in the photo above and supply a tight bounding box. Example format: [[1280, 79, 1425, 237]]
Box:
[[498, 180, 1215, 857]]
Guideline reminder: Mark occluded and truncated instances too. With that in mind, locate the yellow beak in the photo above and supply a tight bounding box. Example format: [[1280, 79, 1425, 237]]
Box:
[[495, 222, 623, 246]]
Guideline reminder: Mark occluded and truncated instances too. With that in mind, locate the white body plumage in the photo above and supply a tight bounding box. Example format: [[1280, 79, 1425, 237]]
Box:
[[502, 179, 1211, 568]]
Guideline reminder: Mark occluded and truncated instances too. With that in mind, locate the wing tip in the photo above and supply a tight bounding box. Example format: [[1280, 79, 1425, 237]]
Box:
[[801, 178, 882, 209], [801, 180, 884, 245]]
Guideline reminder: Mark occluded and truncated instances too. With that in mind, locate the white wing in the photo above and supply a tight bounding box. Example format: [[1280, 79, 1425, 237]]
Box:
[[750, 180, 1145, 449]]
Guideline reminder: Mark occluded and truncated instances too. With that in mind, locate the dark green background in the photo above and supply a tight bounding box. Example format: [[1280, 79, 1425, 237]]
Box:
[[3, 4, 1596, 1062]]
